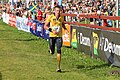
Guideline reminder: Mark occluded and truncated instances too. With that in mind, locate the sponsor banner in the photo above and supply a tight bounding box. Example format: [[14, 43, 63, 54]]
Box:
[[71, 26, 77, 48], [8, 14, 12, 26], [92, 29, 101, 57], [30, 20, 44, 38], [98, 30, 120, 67], [62, 24, 71, 47], [77, 26, 92, 55], [2, 12, 9, 24], [16, 17, 30, 32], [9, 14, 16, 27], [16, 16, 21, 30], [21, 18, 30, 32], [43, 27, 49, 39]]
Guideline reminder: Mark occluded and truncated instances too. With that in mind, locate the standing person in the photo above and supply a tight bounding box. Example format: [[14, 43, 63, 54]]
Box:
[[31, 11, 35, 20], [16, 0, 22, 8], [44, 5, 67, 72], [44, 6, 51, 20], [37, 7, 42, 21]]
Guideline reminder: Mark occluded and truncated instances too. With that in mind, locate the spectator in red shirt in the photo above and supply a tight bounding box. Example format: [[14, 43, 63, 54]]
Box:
[[37, 8, 42, 21]]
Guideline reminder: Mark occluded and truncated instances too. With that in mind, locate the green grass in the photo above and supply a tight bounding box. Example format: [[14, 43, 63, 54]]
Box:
[[0, 20, 120, 80]]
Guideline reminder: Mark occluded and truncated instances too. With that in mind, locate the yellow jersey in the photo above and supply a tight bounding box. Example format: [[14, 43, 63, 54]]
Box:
[[45, 14, 64, 37]]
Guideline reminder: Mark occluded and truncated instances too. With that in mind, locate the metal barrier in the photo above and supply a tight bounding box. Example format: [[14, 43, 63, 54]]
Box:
[[62, 13, 120, 32]]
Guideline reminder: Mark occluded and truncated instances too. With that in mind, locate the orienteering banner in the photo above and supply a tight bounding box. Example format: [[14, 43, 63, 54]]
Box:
[[77, 26, 92, 55], [16, 17, 30, 32], [71, 26, 77, 48], [2, 12, 9, 24], [91, 29, 102, 58], [98, 30, 120, 67], [62, 24, 71, 47], [9, 14, 16, 27], [43, 27, 49, 39], [30, 20, 44, 38]]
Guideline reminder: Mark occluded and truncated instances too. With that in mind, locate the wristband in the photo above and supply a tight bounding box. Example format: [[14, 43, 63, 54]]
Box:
[[48, 28, 52, 32]]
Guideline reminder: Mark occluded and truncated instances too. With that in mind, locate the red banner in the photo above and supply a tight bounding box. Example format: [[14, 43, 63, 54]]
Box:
[[9, 14, 16, 27]]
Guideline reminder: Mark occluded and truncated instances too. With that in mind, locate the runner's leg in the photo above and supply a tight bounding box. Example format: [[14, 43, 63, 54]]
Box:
[[56, 38, 62, 71], [49, 37, 55, 54]]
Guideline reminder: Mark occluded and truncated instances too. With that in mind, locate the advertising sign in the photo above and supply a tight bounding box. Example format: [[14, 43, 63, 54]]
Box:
[[9, 14, 16, 27], [43, 28, 49, 39], [71, 26, 77, 48], [99, 30, 120, 67], [77, 26, 92, 55], [62, 24, 71, 47], [92, 29, 101, 57], [21, 18, 30, 32], [2, 13, 9, 24], [16, 16, 21, 30], [16, 17, 30, 32], [30, 20, 44, 38]]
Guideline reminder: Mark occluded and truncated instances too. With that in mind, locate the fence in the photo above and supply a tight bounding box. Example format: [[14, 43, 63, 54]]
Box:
[[2, 12, 120, 67], [62, 13, 120, 67], [62, 13, 120, 31]]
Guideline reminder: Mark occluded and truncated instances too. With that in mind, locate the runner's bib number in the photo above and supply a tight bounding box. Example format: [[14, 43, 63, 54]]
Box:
[[52, 26, 60, 32]]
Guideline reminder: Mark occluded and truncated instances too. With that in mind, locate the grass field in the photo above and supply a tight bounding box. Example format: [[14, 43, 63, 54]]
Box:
[[0, 20, 120, 80]]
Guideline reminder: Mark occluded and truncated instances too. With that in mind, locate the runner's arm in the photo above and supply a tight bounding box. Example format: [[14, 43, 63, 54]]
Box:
[[62, 22, 67, 30]]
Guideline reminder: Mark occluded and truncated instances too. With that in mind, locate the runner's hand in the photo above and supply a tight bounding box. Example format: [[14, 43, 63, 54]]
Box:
[[52, 30, 59, 35]]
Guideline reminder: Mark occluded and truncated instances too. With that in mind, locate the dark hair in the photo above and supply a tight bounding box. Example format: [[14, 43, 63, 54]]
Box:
[[54, 5, 61, 10], [31, 11, 33, 15]]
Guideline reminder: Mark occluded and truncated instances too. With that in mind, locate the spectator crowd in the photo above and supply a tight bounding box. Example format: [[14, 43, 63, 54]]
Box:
[[0, 0, 117, 27]]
